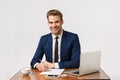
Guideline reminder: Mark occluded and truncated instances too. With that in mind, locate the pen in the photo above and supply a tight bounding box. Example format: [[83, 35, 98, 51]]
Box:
[[39, 59, 42, 63], [39, 59, 48, 68]]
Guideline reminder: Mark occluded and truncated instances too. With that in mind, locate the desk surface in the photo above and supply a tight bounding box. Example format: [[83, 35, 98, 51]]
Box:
[[10, 68, 110, 80]]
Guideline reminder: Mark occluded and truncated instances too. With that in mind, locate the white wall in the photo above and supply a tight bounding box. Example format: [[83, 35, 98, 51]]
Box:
[[0, 0, 120, 80]]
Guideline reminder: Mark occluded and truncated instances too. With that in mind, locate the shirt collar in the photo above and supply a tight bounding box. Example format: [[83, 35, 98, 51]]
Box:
[[52, 30, 63, 39]]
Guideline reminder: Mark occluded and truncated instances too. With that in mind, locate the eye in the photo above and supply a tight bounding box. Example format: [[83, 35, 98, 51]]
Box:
[[55, 21, 59, 23], [49, 22, 53, 24]]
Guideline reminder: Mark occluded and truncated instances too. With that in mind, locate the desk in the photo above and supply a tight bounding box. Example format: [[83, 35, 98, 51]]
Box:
[[10, 68, 110, 80]]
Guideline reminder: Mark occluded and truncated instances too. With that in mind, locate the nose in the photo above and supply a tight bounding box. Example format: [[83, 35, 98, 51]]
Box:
[[53, 22, 57, 27]]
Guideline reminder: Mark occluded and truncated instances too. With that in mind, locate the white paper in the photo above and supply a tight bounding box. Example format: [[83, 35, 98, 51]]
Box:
[[40, 69, 64, 75]]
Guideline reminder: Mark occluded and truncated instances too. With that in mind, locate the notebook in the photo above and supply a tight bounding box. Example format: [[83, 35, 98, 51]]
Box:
[[65, 51, 101, 76]]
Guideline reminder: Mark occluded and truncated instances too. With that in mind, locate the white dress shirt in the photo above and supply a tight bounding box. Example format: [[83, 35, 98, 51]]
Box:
[[52, 30, 63, 68]]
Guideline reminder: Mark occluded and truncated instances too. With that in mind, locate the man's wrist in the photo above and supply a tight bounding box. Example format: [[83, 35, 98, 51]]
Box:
[[54, 63, 59, 68], [34, 63, 39, 68], [52, 63, 55, 68]]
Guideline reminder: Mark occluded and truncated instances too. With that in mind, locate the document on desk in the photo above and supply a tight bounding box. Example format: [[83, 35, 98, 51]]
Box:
[[40, 69, 64, 75]]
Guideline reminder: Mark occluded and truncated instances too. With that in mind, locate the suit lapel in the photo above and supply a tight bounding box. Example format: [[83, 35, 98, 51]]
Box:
[[47, 33, 53, 62], [60, 31, 66, 60]]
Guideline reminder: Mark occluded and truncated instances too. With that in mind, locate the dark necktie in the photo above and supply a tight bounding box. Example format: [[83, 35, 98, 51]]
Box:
[[54, 36, 59, 62]]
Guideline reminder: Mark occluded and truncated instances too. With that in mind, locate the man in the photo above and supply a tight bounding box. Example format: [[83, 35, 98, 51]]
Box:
[[30, 9, 81, 71]]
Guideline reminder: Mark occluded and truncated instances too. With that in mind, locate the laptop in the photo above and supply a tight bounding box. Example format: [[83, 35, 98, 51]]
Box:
[[65, 51, 101, 76]]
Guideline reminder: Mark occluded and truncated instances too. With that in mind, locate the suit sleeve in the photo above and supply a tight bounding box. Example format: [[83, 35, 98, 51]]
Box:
[[30, 36, 44, 68], [59, 34, 81, 68]]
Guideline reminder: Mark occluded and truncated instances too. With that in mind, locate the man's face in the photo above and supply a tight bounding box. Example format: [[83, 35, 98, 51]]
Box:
[[48, 15, 63, 36]]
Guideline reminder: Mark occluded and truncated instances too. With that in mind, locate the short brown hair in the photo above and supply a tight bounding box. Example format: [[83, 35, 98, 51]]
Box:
[[47, 9, 63, 21]]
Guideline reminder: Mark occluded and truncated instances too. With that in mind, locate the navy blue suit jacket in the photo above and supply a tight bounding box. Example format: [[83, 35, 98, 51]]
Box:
[[31, 30, 81, 69]]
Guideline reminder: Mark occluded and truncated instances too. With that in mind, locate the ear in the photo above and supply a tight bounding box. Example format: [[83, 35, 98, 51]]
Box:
[[62, 19, 64, 24]]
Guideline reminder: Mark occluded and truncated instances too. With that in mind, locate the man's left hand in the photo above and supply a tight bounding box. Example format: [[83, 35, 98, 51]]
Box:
[[43, 61, 55, 69]]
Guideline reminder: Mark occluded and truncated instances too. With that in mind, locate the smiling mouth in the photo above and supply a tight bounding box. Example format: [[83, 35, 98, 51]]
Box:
[[53, 27, 58, 31]]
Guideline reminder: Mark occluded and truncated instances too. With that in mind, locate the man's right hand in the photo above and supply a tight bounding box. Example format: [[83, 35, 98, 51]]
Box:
[[36, 63, 48, 72]]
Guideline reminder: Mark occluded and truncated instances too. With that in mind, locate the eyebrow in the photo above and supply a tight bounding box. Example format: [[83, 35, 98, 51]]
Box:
[[48, 20, 60, 23]]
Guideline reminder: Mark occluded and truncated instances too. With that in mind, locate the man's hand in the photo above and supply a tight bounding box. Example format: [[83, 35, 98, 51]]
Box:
[[36, 63, 48, 72], [43, 61, 55, 69], [36, 61, 55, 71]]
